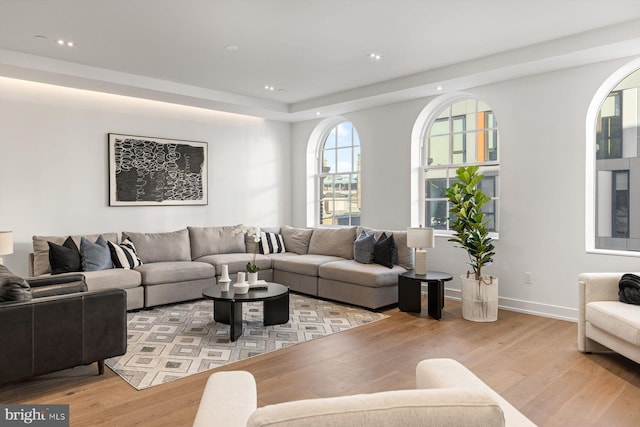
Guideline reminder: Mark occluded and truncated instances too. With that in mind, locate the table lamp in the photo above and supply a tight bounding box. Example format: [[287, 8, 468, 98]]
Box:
[[0, 231, 13, 265], [407, 226, 435, 275]]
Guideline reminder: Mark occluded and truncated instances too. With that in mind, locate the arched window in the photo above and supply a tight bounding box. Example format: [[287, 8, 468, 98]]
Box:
[[589, 65, 640, 253], [317, 121, 361, 226], [421, 97, 500, 233]]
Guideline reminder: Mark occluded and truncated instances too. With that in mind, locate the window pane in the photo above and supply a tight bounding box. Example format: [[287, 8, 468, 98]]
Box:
[[320, 179, 335, 225], [429, 135, 449, 166], [451, 100, 470, 117], [352, 128, 360, 147], [426, 177, 447, 199], [353, 146, 361, 171], [426, 200, 449, 230], [336, 147, 352, 173], [452, 116, 465, 133], [452, 133, 466, 164], [337, 122, 353, 147], [479, 176, 496, 198], [324, 128, 336, 149], [481, 200, 496, 232], [431, 118, 449, 135], [322, 148, 336, 173]]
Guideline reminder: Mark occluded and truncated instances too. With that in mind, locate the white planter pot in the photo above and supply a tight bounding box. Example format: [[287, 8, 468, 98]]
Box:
[[247, 272, 258, 285], [461, 275, 498, 322]]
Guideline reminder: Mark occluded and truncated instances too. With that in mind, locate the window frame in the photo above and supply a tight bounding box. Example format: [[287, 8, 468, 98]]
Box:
[[421, 97, 500, 237], [315, 120, 361, 227], [586, 58, 640, 256]]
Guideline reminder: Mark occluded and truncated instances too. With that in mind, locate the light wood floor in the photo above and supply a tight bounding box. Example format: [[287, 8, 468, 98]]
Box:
[[2, 298, 639, 426]]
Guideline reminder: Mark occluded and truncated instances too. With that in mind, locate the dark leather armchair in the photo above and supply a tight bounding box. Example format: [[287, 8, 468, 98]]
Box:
[[0, 266, 127, 384]]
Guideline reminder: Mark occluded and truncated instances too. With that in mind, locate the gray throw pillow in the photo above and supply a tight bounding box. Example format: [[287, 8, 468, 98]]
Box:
[[80, 235, 114, 271], [354, 231, 376, 264]]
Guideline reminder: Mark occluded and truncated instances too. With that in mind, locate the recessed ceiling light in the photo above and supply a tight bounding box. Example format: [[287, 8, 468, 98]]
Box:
[[264, 85, 275, 91], [436, 86, 443, 91], [225, 44, 239, 51], [368, 53, 382, 61], [316, 112, 321, 116], [56, 39, 74, 47]]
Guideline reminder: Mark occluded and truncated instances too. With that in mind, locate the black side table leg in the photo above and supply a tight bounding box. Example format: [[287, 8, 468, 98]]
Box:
[[427, 280, 444, 320], [399, 275, 421, 313]]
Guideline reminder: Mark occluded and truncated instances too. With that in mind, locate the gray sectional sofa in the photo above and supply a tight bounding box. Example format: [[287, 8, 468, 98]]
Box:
[[30, 225, 413, 311]]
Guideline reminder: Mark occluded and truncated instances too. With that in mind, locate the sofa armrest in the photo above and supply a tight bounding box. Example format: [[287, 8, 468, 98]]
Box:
[[193, 371, 257, 427], [26, 273, 86, 287], [26, 273, 88, 298], [416, 359, 536, 427]]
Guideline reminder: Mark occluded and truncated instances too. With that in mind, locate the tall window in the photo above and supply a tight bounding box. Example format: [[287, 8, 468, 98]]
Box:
[[594, 68, 640, 251], [423, 99, 499, 232], [318, 121, 361, 226]]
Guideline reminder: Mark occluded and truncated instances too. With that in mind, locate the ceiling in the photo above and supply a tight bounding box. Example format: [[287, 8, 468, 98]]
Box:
[[2, 0, 640, 122]]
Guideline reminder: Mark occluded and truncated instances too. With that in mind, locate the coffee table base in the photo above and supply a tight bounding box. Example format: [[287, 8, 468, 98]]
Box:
[[213, 291, 290, 341]]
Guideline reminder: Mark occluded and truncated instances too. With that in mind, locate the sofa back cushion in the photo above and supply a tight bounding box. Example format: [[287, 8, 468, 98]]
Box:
[[308, 227, 356, 259], [124, 229, 191, 263], [32, 233, 118, 276], [281, 226, 313, 255], [357, 227, 413, 269], [247, 388, 504, 427], [189, 225, 246, 259]]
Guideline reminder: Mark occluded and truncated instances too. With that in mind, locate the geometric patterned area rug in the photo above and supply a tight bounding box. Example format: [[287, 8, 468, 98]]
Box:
[[105, 293, 388, 390]]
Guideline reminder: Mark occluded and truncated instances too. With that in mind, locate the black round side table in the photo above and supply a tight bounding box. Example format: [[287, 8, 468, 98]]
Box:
[[398, 271, 453, 320]]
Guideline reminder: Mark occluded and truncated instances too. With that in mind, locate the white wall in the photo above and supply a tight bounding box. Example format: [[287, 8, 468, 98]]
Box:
[[0, 78, 291, 276], [292, 56, 640, 320]]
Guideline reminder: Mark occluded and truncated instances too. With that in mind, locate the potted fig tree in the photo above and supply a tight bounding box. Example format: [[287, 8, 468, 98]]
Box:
[[445, 165, 498, 322]]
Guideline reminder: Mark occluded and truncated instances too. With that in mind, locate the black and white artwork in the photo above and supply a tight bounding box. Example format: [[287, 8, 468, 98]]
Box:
[[108, 134, 208, 206]]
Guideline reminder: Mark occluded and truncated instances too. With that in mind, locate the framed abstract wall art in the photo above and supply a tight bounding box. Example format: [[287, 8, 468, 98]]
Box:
[[108, 133, 208, 206]]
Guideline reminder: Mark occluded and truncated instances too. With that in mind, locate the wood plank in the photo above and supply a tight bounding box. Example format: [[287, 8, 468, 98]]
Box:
[[1, 298, 639, 426]]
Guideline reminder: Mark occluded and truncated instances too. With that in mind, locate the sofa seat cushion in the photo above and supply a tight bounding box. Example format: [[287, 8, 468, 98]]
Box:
[[319, 260, 407, 288], [247, 388, 504, 427], [196, 253, 272, 274], [586, 301, 640, 345], [136, 261, 215, 286], [272, 254, 345, 276]]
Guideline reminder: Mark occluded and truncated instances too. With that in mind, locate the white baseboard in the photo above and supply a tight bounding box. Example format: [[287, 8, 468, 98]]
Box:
[[431, 287, 578, 322]]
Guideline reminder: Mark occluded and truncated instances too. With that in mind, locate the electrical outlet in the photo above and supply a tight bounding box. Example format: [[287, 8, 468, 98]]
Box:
[[524, 272, 533, 285]]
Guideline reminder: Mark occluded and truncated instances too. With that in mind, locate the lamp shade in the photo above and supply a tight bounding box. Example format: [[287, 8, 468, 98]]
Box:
[[0, 231, 13, 256], [406, 227, 435, 249]]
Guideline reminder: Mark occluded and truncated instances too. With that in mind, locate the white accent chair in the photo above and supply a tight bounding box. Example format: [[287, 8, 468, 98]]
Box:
[[578, 272, 640, 364], [192, 358, 535, 427]]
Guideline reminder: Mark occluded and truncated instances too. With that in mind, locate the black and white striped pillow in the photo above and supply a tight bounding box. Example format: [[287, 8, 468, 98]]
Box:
[[260, 232, 286, 254], [108, 238, 143, 269]]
